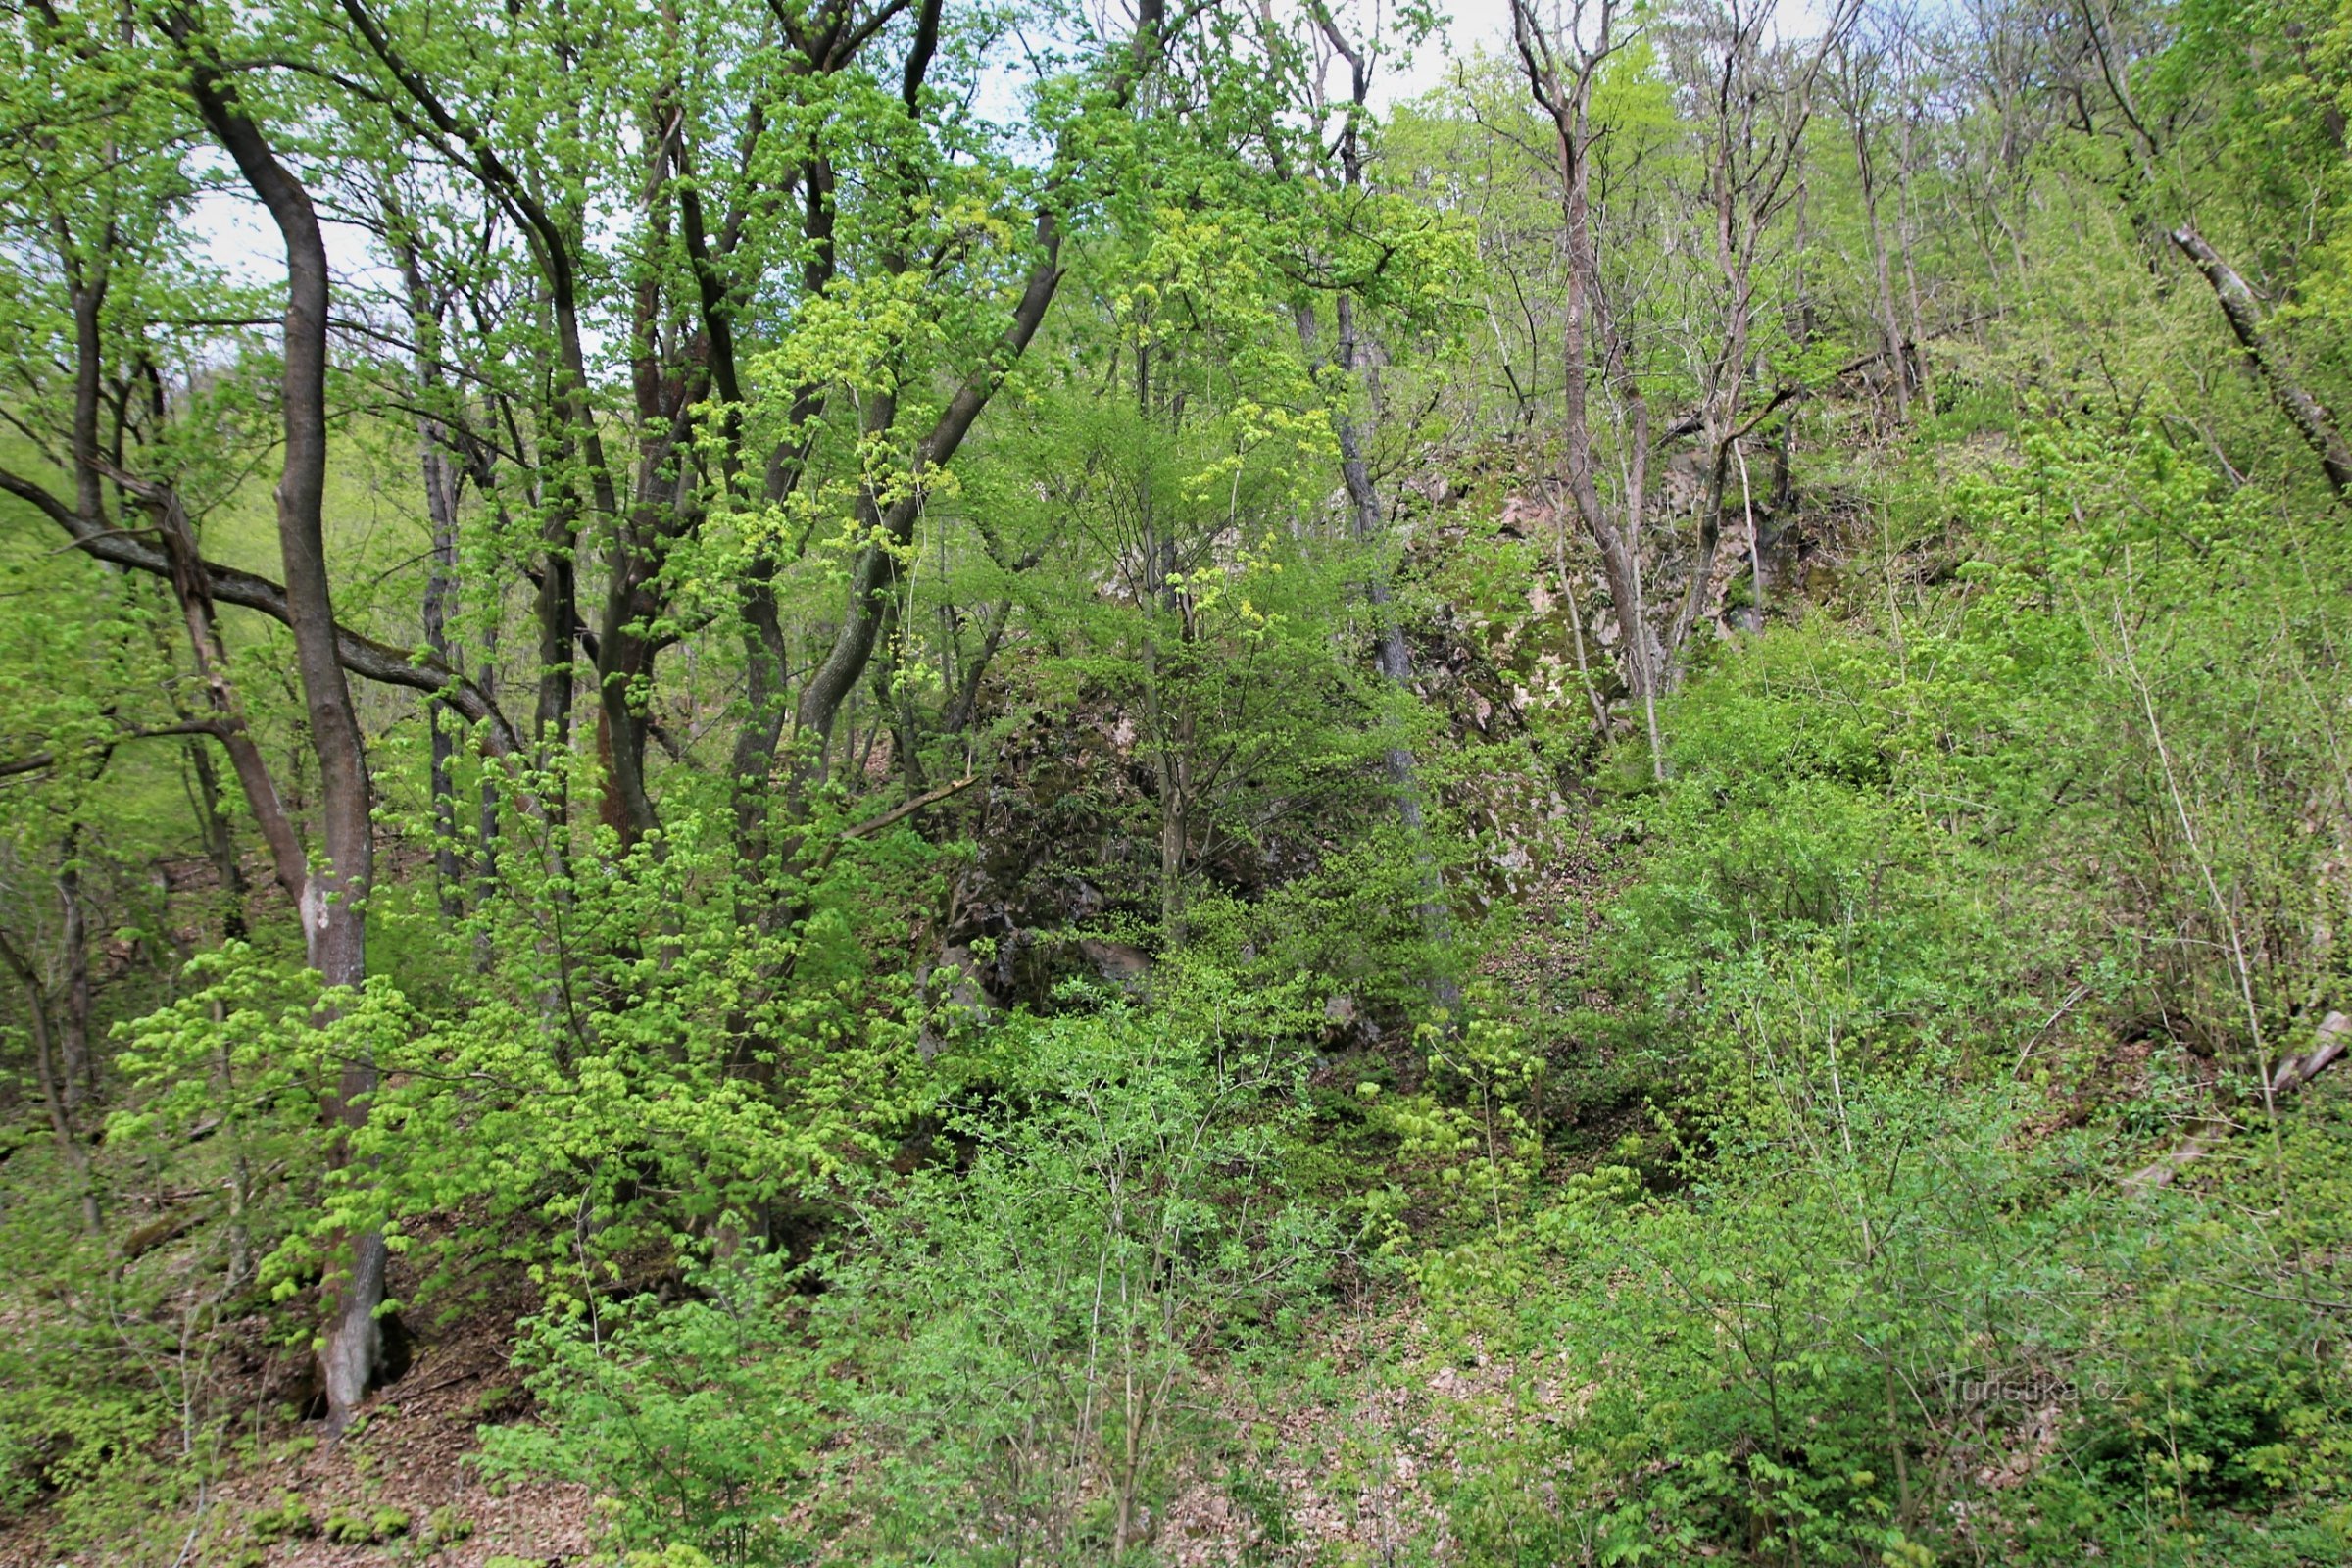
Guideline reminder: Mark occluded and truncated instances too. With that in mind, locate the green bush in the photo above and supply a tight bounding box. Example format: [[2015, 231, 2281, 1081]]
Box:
[[487, 997, 1333, 1565]]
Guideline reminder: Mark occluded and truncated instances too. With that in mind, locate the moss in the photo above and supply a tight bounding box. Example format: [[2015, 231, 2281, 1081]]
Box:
[[246, 1498, 317, 1545], [320, 1504, 408, 1544]]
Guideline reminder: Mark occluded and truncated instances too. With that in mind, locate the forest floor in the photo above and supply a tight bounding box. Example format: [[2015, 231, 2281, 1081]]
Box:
[[1, 1253, 1483, 1566], [0, 1252, 591, 1568], [0, 1318, 1474, 1567]]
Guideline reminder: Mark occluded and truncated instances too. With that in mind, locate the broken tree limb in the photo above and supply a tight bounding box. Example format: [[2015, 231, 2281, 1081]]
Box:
[[2268, 1009, 2352, 1095], [2170, 226, 2352, 498], [2124, 1010, 2350, 1192], [2122, 1116, 2236, 1193], [840, 774, 979, 842]]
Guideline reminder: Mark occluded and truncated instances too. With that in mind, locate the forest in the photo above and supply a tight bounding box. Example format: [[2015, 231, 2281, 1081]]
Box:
[[3, 0, 2351, 1561]]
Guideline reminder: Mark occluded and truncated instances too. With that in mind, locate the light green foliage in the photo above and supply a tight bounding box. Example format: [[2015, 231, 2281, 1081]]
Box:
[[825, 1003, 1333, 1559], [1410, 1077, 2352, 1566], [9, 1, 2352, 1565], [1176, 821, 1471, 1024], [111, 783, 939, 1319], [1358, 400, 2352, 1562], [488, 997, 1334, 1564], [245, 1498, 316, 1544], [482, 1254, 829, 1565], [321, 1504, 411, 1544]]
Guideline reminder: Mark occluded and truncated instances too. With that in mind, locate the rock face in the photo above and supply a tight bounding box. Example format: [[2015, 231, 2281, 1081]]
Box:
[[1077, 938, 1152, 990], [917, 944, 993, 1058], [914, 924, 1158, 1049]]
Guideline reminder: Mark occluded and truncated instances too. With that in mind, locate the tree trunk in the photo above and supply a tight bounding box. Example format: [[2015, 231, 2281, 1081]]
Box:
[[1290, 2, 1457, 998], [184, 731, 249, 940], [535, 504, 579, 791], [593, 523, 665, 845], [54, 839, 95, 1116], [1894, 111, 1934, 414], [2171, 225, 2352, 498], [1321, 291, 1460, 1014], [388, 215, 466, 915], [790, 0, 1161, 780], [0, 934, 100, 1233], [1511, 1, 1664, 776], [177, 26, 383, 1435], [1852, 105, 1907, 422]]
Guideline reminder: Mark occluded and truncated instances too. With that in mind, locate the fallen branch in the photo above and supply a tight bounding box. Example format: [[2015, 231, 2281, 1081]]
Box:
[[840, 774, 979, 841], [2120, 1116, 2237, 1193], [2268, 1009, 2352, 1095], [122, 1200, 211, 1260], [2124, 1011, 2349, 1192]]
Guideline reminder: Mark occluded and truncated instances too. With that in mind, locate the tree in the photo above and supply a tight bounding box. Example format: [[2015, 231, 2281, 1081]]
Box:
[[1505, 0, 1675, 775], [161, 0, 387, 1432]]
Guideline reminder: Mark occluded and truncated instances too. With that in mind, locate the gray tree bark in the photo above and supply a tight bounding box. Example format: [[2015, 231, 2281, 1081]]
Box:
[[176, 16, 385, 1435], [2171, 226, 2352, 498]]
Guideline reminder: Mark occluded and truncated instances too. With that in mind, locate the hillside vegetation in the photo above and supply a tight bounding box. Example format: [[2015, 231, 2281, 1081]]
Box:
[[4, 0, 2352, 1563]]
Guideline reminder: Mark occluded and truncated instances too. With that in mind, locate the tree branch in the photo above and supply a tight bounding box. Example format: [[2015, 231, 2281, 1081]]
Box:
[[1, 463, 519, 753], [2171, 225, 2352, 498]]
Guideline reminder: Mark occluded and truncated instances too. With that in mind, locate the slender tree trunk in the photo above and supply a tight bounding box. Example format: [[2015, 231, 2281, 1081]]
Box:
[[177, 26, 382, 1434], [1735, 437, 1764, 633], [593, 525, 665, 844], [535, 502, 579, 790], [796, 396, 905, 777], [423, 474, 463, 916], [152, 490, 310, 906], [1300, 253, 1460, 1008], [2171, 225, 2352, 498], [1854, 115, 1908, 422], [0, 935, 100, 1233], [1554, 128, 1645, 702], [184, 732, 249, 940], [1512, 3, 1662, 774], [595, 185, 690, 849], [727, 160, 833, 878], [1160, 736, 1188, 944], [730, 561, 792, 871], [1140, 462, 1194, 948], [940, 597, 1016, 738], [870, 597, 927, 793], [388, 217, 466, 915], [791, 0, 1161, 782], [54, 838, 94, 1115], [1895, 111, 1934, 414]]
